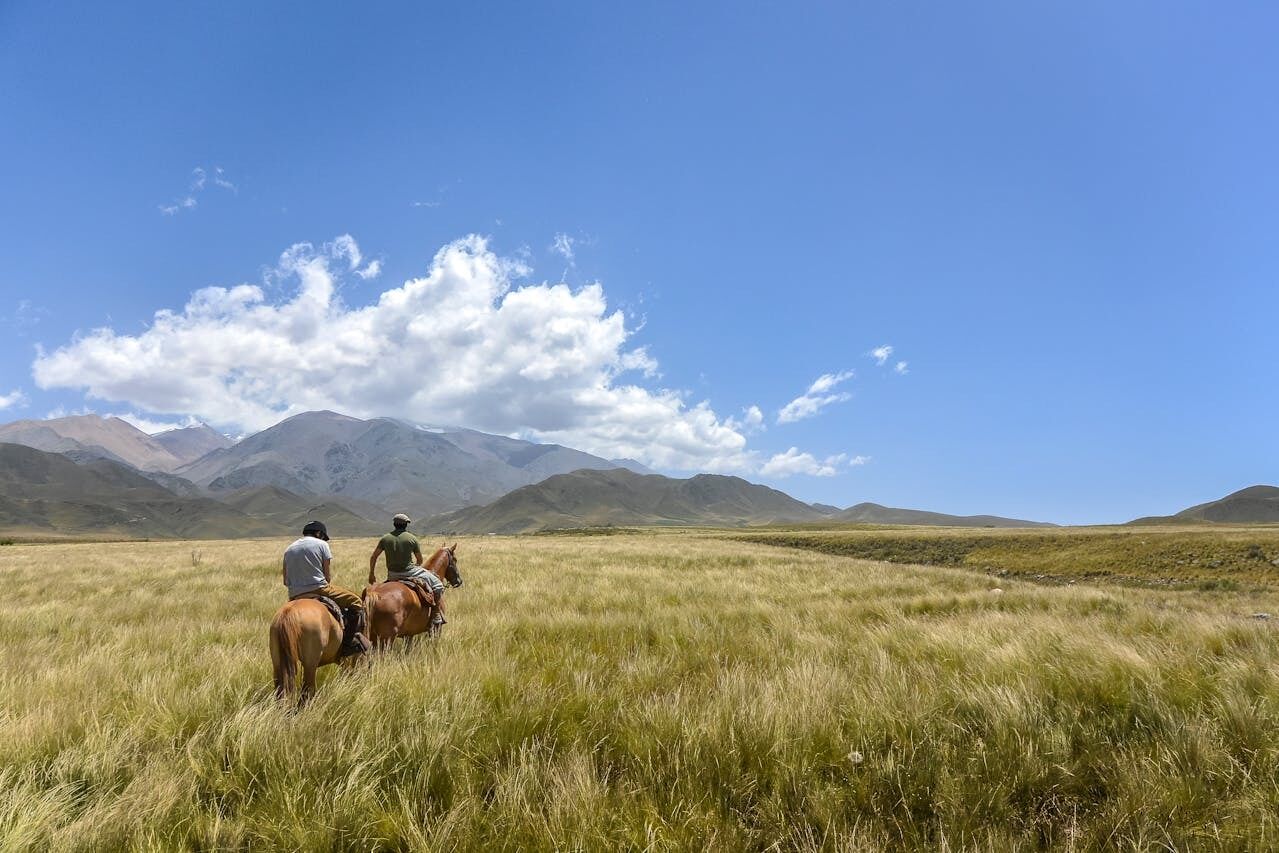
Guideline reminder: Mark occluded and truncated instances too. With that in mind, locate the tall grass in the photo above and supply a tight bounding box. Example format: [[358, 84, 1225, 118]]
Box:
[[2, 533, 1279, 850]]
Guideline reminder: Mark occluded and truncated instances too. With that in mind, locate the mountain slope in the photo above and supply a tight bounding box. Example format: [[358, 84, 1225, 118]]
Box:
[[217, 485, 385, 536], [425, 468, 829, 533], [834, 502, 1056, 528], [0, 443, 276, 538], [0, 414, 185, 471], [176, 411, 633, 516], [1131, 485, 1279, 525], [152, 424, 235, 465]]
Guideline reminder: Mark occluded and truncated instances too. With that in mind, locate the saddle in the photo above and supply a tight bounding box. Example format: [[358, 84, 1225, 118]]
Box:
[[393, 577, 436, 611], [294, 593, 370, 657], [296, 592, 345, 629]]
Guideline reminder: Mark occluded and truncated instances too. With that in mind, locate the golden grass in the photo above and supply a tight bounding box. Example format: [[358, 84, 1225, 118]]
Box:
[[2, 532, 1279, 850]]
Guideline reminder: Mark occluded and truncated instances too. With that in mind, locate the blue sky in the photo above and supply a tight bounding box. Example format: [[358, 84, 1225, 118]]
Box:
[[1, 2, 1276, 524]]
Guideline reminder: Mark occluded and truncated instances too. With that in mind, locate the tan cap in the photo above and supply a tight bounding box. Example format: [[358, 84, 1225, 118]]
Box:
[[392, 513, 412, 525]]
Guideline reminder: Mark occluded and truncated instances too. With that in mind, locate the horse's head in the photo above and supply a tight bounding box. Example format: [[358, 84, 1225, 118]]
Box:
[[444, 542, 462, 587]]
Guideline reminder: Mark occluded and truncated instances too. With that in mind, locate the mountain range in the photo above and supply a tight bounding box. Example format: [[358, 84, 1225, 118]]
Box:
[[0, 411, 655, 537], [1, 409, 1271, 538]]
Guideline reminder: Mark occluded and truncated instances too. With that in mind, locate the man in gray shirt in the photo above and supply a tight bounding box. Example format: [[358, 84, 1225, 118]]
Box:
[[283, 520, 369, 654]]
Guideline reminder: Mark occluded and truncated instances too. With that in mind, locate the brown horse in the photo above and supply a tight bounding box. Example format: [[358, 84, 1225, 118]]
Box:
[[269, 598, 357, 705], [363, 544, 462, 651]]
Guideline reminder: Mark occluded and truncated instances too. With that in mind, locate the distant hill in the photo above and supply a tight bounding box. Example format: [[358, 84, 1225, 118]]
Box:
[[1131, 485, 1279, 525], [175, 411, 637, 516], [833, 502, 1056, 528], [425, 468, 829, 533], [218, 485, 385, 537], [152, 424, 234, 463], [0, 443, 276, 538], [0, 414, 185, 471]]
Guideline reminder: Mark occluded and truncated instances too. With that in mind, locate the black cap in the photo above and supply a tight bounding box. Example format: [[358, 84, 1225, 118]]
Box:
[[302, 520, 329, 541]]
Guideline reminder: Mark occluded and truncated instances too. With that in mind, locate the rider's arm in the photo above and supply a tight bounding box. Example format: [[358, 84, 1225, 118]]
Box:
[[282, 557, 287, 587], [368, 546, 383, 584], [413, 543, 423, 566], [322, 557, 332, 584]]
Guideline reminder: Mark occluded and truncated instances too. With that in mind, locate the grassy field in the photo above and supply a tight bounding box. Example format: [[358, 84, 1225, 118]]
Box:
[[3, 530, 1279, 850], [732, 524, 1279, 591]]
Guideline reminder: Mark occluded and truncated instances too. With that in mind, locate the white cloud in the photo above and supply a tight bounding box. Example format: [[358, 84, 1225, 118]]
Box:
[[31, 234, 811, 473], [159, 166, 236, 215], [355, 259, 382, 280], [870, 345, 893, 366], [0, 389, 27, 411], [727, 404, 765, 434], [760, 448, 853, 478], [411, 200, 441, 208], [777, 370, 854, 424], [111, 412, 201, 434], [551, 233, 576, 264], [212, 167, 236, 191], [895, 361, 909, 375]]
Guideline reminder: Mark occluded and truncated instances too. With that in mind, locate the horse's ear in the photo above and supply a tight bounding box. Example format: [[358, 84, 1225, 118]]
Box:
[[450, 542, 458, 553]]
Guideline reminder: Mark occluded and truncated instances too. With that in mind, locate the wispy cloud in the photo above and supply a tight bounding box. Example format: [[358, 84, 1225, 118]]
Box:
[[551, 233, 576, 265], [777, 370, 854, 424], [870, 345, 893, 366], [159, 165, 237, 215], [411, 200, 442, 208], [211, 167, 236, 191], [895, 361, 909, 375]]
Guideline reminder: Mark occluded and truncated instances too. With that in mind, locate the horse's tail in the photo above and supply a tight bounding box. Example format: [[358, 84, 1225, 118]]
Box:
[[361, 585, 380, 646], [269, 606, 303, 698]]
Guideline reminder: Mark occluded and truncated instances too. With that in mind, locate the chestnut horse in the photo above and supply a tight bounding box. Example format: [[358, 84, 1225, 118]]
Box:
[[269, 598, 356, 705], [363, 544, 462, 651]]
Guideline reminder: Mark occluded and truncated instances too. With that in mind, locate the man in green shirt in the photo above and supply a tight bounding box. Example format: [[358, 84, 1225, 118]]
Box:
[[368, 513, 447, 625]]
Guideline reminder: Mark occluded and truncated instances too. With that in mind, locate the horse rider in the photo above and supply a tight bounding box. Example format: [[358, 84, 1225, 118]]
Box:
[[368, 512, 447, 626], [283, 520, 370, 655]]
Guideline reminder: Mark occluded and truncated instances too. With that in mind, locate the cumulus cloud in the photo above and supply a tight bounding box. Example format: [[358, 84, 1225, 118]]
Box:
[[0, 389, 27, 411], [760, 448, 857, 478], [32, 234, 831, 473], [727, 404, 765, 434], [870, 345, 893, 366], [895, 361, 909, 374], [777, 370, 854, 424]]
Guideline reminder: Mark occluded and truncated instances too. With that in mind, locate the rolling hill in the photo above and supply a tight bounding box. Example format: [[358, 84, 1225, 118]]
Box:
[[217, 485, 386, 537], [1131, 485, 1279, 525], [0, 443, 277, 538], [833, 502, 1056, 528], [424, 468, 830, 533]]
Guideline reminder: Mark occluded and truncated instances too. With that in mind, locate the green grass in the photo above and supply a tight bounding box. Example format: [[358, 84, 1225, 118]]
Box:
[[3, 532, 1279, 850], [732, 525, 1279, 591]]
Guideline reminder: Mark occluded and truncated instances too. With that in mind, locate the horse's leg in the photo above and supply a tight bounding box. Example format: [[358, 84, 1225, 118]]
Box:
[[300, 658, 319, 706]]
